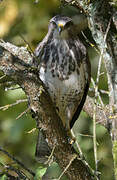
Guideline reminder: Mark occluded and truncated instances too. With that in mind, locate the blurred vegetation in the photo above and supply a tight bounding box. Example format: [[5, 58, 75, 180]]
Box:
[[0, 0, 114, 179]]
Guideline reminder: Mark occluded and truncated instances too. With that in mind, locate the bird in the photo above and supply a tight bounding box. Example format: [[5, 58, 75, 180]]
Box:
[[34, 15, 91, 162]]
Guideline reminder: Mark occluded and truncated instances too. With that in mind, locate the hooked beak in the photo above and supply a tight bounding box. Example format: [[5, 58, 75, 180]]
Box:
[[58, 27, 62, 34], [58, 24, 64, 34]]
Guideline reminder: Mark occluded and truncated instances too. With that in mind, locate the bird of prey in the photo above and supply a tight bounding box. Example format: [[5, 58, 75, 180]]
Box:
[[34, 15, 91, 162]]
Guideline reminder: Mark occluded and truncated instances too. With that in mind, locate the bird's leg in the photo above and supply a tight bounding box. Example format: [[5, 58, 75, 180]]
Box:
[[66, 129, 76, 145], [65, 120, 84, 159], [64, 118, 76, 144], [67, 129, 84, 160]]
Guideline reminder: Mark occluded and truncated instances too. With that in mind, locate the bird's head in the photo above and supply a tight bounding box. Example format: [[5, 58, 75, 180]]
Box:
[[49, 15, 73, 39]]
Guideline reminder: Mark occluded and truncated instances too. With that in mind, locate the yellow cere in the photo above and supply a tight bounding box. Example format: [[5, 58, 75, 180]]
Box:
[[58, 23, 64, 27]]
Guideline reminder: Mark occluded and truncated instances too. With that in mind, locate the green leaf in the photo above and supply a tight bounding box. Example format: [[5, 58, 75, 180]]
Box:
[[34, 166, 47, 180], [0, 175, 7, 180]]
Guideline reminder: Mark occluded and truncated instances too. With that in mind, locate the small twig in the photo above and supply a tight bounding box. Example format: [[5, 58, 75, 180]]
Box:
[[0, 74, 6, 80], [45, 145, 56, 165], [16, 106, 30, 120], [0, 99, 28, 111], [89, 88, 109, 95], [93, 40, 103, 174], [91, 78, 104, 107], [5, 86, 21, 91], [19, 34, 35, 58], [81, 31, 99, 54], [92, 28, 103, 175], [77, 133, 93, 138], [93, 100, 98, 172], [98, 89, 109, 95], [27, 128, 36, 134], [0, 146, 35, 176], [56, 154, 77, 180]]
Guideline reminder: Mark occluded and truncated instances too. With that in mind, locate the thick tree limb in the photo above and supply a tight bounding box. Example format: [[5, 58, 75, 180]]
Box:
[[0, 41, 95, 180]]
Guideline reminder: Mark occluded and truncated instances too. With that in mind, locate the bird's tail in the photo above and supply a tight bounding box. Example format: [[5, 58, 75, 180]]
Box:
[[35, 129, 51, 164]]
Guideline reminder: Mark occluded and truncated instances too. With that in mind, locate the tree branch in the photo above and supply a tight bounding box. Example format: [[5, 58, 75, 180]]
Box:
[[0, 41, 95, 180]]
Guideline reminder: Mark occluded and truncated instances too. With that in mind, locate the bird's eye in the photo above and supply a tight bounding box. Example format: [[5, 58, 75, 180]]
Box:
[[64, 21, 73, 29], [52, 21, 57, 27]]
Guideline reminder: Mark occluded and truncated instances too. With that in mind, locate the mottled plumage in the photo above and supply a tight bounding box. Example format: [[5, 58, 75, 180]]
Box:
[[35, 15, 91, 131]]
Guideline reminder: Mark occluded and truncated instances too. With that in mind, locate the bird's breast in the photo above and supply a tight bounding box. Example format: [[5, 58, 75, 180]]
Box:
[[39, 62, 86, 128], [38, 38, 88, 129]]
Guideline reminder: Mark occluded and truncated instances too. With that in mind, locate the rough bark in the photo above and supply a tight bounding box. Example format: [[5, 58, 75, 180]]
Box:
[[0, 41, 94, 180]]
